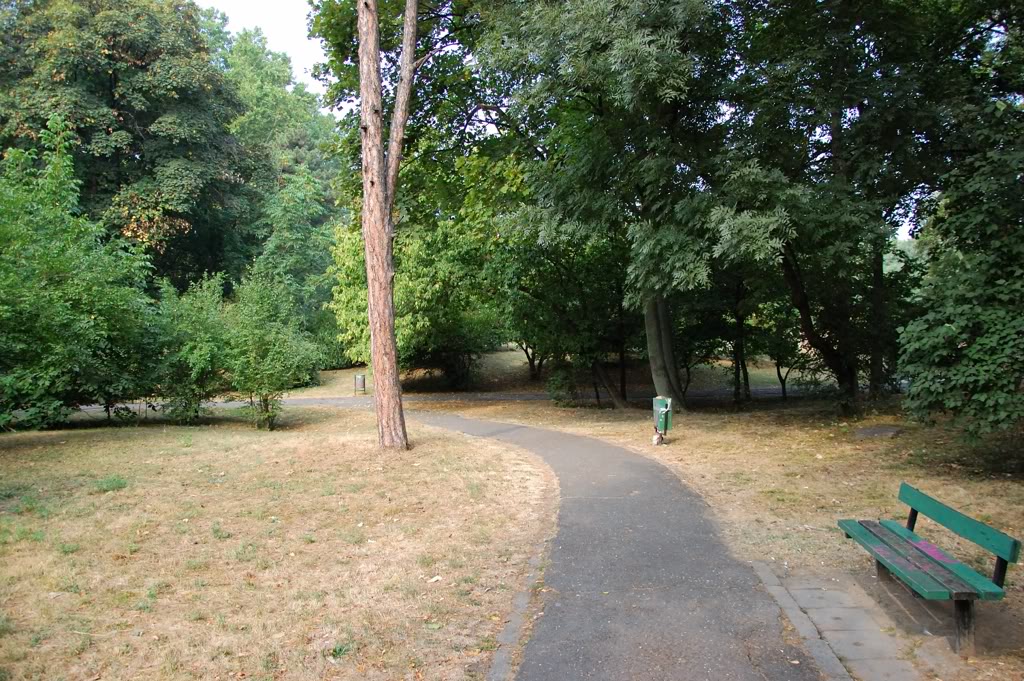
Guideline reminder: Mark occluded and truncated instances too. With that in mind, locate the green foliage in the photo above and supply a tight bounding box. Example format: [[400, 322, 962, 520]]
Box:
[[225, 273, 320, 430], [156, 275, 229, 424], [93, 475, 128, 493], [0, 116, 154, 429], [0, 0, 264, 285], [251, 169, 348, 367], [900, 101, 1024, 435], [332, 216, 500, 388], [544, 360, 579, 407]]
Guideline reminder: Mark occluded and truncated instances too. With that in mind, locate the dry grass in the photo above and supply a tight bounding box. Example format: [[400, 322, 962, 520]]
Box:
[[409, 398, 1024, 679], [293, 367, 375, 400], [0, 408, 556, 681]]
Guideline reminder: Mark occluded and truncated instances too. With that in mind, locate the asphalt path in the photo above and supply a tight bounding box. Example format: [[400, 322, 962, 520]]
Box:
[[411, 412, 823, 681]]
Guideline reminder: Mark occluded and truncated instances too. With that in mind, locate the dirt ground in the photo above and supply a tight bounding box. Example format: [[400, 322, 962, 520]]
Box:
[[0, 408, 557, 681], [295, 347, 786, 401], [408, 397, 1024, 680]]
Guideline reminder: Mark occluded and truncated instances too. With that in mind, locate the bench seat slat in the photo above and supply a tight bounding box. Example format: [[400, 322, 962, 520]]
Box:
[[839, 519, 952, 599], [861, 521, 978, 600], [879, 520, 1005, 601]]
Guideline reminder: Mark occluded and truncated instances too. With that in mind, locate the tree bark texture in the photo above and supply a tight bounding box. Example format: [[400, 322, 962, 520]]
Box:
[[384, 0, 419, 217], [657, 297, 688, 401], [644, 295, 685, 408], [357, 0, 414, 449]]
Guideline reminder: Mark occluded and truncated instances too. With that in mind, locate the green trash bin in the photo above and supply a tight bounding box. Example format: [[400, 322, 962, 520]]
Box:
[[653, 396, 673, 434]]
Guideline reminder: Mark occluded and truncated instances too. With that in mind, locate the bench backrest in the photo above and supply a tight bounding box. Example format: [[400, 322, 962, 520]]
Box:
[[899, 483, 1021, 563]]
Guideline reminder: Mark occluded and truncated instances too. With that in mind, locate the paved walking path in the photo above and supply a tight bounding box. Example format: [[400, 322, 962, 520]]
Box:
[[411, 412, 823, 681]]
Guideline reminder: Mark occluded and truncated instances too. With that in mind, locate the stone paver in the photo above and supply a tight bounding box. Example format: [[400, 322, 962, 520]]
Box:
[[807, 607, 887, 633], [790, 588, 858, 610], [844, 659, 920, 681], [822, 629, 903, 661], [751, 566, 926, 681]]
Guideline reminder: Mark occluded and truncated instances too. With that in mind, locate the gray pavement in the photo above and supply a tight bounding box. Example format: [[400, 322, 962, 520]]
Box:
[[411, 412, 823, 681]]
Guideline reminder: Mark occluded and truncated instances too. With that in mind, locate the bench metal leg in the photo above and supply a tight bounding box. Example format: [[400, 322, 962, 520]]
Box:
[[953, 600, 975, 658], [875, 560, 893, 582]]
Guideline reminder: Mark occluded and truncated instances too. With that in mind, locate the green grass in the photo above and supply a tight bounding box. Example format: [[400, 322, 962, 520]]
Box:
[[234, 542, 259, 562], [93, 475, 128, 493], [12, 494, 50, 517], [14, 527, 44, 543], [0, 614, 14, 637], [211, 523, 232, 540], [328, 642, 354, 659]]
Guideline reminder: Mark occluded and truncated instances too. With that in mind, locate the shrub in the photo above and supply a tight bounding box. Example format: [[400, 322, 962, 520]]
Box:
[[0, 117, 154, 429], [545, 360, 579, 406], [225, 274, 320, 430], [156, 276, 230, 424]]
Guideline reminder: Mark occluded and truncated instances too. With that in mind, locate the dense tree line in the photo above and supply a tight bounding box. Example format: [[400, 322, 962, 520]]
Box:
[[1, 0, 1021, 439], [314, 0, 1023, 434], [0, 0, 336, 428]]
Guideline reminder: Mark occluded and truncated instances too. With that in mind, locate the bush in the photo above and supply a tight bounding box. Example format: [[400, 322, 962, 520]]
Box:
[[225, 274, 320, 430], [899, 106, 1024, 436], [545, 360, 579, 406], [0, 117, 155, 429], [156, 276, 230, 423], [332, 218, 500, 389]]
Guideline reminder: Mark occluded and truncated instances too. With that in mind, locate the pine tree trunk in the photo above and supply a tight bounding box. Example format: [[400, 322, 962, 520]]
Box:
[[357, 0, 409, 449]]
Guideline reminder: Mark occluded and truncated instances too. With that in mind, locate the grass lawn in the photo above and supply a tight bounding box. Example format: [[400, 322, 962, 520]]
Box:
[[409, 397, 1024, 679], [0, 408, 556, 680]]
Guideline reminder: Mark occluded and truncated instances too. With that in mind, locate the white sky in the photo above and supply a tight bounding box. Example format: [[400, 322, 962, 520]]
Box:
[[198, 0, 328, 97]]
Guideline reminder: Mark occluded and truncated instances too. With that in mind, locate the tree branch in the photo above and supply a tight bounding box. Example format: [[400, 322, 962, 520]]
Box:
[[384, 0, 419, 226]]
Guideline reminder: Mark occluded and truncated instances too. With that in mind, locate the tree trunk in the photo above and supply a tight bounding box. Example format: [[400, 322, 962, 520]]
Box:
[[656, 296, 688, 403], [592, 360, 630, 409], [357, 0, 415, 449], [868, 237, 885, 398], [618, 343, 628, 401], [520, 343, 538, 380], [384, 0, 420, 218], [618, 296, 628, 400], [644, 295, 684, 407], [733, 286, 750, 403], [776, 362, 788, 400], [780, 244, 858, 401], [742, 354, 751, 401]]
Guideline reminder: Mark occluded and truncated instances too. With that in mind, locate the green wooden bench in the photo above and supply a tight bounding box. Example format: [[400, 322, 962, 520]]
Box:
[[839, 483, 1021, 657]]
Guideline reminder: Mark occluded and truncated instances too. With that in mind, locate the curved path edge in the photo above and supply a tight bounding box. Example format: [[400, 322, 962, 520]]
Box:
[[410, 411, 826, 681]]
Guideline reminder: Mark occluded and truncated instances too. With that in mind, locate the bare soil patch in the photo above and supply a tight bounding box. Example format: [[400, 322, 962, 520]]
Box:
[[0, 408, 557, 680]]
